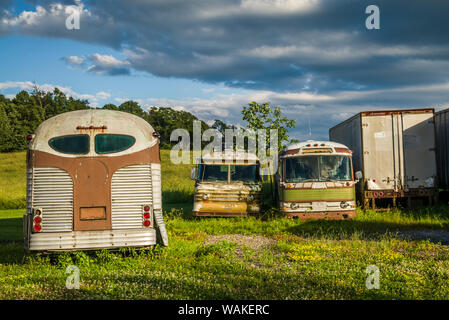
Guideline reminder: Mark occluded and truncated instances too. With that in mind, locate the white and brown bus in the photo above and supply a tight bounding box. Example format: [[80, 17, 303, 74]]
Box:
[[24, 109, 168, 252]]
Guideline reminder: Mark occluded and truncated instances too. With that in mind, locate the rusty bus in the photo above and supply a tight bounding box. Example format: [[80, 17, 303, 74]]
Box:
[[276, 141, 357, 220], [191, 150, 262, 216], [24, 109, 168, 252]]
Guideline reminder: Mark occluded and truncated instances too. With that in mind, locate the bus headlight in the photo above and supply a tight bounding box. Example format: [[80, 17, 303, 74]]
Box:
[[247, 194, 254, 202], [203, 193, 210, 200], [291, 203, 299, 210], [340, 201, 349, 209]]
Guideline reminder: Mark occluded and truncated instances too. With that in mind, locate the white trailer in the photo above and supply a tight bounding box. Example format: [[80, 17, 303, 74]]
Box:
[[329, 109, 437, 208]]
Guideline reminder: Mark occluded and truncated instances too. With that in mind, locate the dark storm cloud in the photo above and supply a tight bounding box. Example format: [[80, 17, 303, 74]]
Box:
[[2, 0, 449, 92]]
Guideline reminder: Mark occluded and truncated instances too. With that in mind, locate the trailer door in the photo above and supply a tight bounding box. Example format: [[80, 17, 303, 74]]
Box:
[[362, 114, 397, 191], [401, 112, 436, 189]]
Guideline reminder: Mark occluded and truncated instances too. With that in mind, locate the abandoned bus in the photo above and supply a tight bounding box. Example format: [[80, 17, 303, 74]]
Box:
[[276, 141, 357, 220], [191, 150, 262, 216], [24, 109, 168, 252]]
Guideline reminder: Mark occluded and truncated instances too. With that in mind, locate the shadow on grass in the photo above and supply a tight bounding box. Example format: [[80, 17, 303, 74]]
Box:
[[0, 217, 23, 242], [66, 267, 397, 299], [285, 218, 449, 241], [162, 190, 193, 205]]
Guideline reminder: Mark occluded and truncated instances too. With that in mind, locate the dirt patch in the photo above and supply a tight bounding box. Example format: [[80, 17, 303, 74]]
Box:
[[203, 234, 277, 251], [398, 230, 449, 245]]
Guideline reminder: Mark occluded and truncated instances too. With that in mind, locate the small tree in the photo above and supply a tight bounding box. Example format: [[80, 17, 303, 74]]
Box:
[[241, 101, 297, 151]]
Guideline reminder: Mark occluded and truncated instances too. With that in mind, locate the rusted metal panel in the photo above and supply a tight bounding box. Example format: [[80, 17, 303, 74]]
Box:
[[284, 210, 356, 220]]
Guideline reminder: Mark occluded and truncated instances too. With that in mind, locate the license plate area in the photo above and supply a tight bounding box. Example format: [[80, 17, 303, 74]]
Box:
[[80, 207, 106, 220], [312, 202, 326, 211]]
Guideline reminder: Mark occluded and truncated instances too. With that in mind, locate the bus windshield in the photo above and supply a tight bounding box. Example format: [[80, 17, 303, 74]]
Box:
[[285, 155, 351, 182], [230, 165, 259, 182], [201, 164, 229, 182], [200, 164, 259, 182]]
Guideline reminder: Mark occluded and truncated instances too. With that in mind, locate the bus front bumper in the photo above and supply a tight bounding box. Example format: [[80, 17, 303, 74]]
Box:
[[193, 200, 261, 217], [282, 210, 356, 220]]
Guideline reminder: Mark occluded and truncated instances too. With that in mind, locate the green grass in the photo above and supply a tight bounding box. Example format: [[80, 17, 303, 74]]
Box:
[[2, 150, 449, 299], [0, 152, 27, 210]]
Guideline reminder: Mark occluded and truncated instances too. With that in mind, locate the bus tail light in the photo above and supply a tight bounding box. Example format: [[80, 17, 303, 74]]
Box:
[[142, 204, 151, 227], [32, 208, 42, 233]]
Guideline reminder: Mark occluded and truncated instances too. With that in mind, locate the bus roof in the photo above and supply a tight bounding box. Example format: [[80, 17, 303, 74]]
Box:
[[30, 109, 158, 157], [281, 140, 352, 157], [201, 150, 259, 163], [285, 140, 349, 150]]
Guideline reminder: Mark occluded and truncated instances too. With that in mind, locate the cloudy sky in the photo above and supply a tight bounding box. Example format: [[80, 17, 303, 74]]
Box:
[[1, 0, 449, 140]]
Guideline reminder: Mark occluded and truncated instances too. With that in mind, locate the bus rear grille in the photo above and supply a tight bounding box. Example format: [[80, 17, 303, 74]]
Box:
[[111, 164, 152, 229], [32, 168, 74, 232]]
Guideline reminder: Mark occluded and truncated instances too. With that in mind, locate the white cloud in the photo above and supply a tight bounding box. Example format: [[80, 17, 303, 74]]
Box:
[[0, 81, 113, 107], [96, 91, 111, 100], [64, 55, 85, 67]]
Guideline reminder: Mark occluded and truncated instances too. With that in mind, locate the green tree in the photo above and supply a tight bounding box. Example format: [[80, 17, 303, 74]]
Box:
[[241, 101, 297, 151], [0, 98, 15, 152], [118, 101, 146, 119], [102, 103, 119, 110], [211, 119, 236, 135], [147, 107, 210, 149]]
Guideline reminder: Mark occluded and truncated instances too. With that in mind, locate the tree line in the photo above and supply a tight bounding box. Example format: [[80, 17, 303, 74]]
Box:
[[0, 88, 212, 151], [0, 87, 297, 152]]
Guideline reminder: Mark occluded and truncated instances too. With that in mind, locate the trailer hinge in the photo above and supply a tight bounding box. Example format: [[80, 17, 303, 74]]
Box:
[[362, 123, 368, 127], [363, 151, 369, 154]]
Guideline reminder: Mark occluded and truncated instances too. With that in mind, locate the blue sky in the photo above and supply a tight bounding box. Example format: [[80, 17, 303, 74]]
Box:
[[1, 0, 449, 140]]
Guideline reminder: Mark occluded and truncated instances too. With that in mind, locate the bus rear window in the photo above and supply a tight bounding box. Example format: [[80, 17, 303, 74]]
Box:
[[48, 135, 89, 154], [95, 134, 136, 154]]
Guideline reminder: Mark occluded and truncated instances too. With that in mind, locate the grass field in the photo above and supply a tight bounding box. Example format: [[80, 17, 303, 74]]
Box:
[[1, 151, 449, 299]]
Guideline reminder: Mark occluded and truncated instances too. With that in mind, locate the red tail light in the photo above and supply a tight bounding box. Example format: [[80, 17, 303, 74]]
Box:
[[374, 192, 378, 197], [142, 204, 151, 227], [32, 208, 42, 233], [379, 192, 384, 197]]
